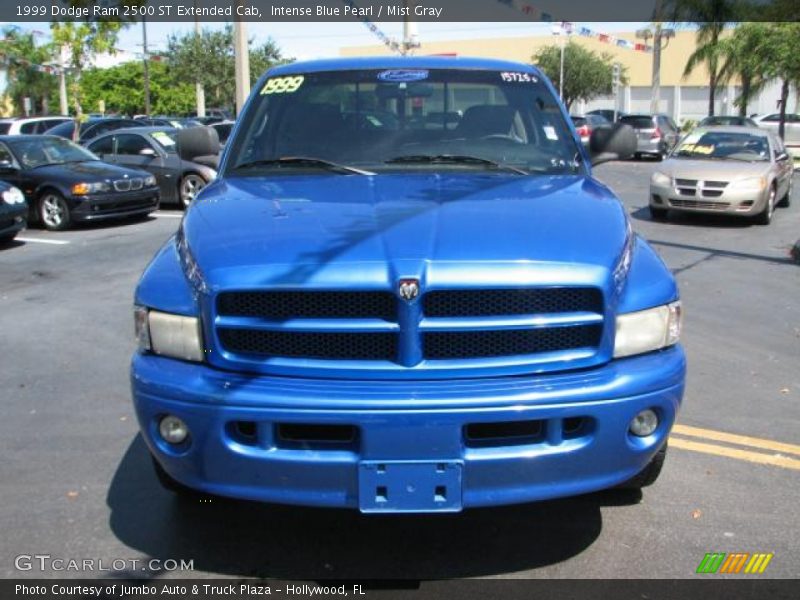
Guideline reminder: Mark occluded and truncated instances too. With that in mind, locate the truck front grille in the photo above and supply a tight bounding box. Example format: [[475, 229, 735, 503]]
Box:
[[214, 286, 605, 374]]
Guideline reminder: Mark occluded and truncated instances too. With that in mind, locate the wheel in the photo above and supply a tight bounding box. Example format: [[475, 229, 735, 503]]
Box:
[[633, 152, 641, 161], [649, 206, 669, 221], [38, 191, 71, 231], [151, 456, 206, 501], [778, 178, 792, 208], [617, 443, 667, 490], [179, 173, 207, 208], [754, 186, 776, 225]]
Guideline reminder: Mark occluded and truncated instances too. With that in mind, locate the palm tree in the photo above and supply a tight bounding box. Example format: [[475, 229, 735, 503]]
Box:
[[717, 24, 769, 117], [664, 0, 742, 116]]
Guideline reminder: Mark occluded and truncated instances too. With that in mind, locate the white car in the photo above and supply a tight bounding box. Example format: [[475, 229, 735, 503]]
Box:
[[753, 113, 800, 162], [0, 116, 72, 136]]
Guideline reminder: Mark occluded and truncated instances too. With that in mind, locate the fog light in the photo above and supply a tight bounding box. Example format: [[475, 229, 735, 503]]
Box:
[[159, 415, 189, 444], [629, 409, 659, 437]]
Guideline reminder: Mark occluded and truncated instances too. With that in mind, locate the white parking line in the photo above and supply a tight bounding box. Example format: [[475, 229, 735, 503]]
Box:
[[153, 212, 183, 219], [16, 237, 70, 245]]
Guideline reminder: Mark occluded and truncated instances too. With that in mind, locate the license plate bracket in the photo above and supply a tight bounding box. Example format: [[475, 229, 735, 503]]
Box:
[[358, 460, 463, 513]]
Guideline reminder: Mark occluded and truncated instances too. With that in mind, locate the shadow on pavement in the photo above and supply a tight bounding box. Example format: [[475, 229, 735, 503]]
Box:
[[107, 435, 625, 580]]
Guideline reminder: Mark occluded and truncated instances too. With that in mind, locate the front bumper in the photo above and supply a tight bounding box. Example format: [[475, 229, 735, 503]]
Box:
[[132, 346, 685, 511], [0, 204, 27, 238], [650, 182, 768, 216], [71, 187, 160, 222]]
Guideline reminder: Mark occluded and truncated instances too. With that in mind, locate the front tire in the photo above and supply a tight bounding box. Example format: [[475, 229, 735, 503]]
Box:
[[649, 206, 669, 221], [39, 191, 71, 231], [754, 186, 776, 225], [179, 173, 207, 209], [778, 179, 792, 208], [617, 443, 667, 490]]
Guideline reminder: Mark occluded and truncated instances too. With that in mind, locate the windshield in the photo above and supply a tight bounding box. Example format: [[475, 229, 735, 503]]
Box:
[[226, 68, 581, 176], [150, 130, 178, 152], [8, 137, 99, 168], [673, 130, 770, 162]]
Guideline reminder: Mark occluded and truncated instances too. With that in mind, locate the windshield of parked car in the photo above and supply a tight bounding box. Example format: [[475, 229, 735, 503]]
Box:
[[7, 137, 99, 168], [226, 68, 582, 176], [0, 122, 10, 135], [673, 130, 770, 162], [150, 130, 178, 152], [619, 116, 654, 129]]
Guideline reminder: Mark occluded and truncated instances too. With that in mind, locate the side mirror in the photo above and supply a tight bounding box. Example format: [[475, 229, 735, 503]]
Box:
[[175, 126, 220, 161], [589, 123, 637, 166], [139, 147, 157, 157], [776, 152, 790, 162], [0, 160, 18, 173]]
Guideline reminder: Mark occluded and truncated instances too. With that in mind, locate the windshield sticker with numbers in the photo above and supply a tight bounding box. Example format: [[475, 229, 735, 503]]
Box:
[[260, 76, 305, 95], [501, 72, 537, 83]]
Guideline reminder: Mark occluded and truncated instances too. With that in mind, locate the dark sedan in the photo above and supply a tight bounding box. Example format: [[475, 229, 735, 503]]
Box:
[[44, 118, 145, 143], [0, 180, 27, 243], [0, 135, 159, 231], [85, 127, 217, 207]]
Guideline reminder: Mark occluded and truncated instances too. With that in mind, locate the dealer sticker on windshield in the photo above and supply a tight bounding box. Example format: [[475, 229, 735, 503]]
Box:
[[501, 71, 537, 83], [377, 69, 429, 82], [260, 75, 305, 95]]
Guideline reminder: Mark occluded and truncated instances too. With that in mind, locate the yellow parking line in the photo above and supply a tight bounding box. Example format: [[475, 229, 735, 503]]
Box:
[[672, 424, 800, 457], [669, 437, 800, 470]]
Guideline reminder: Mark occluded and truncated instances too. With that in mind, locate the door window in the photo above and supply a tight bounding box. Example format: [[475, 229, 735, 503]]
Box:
[[116, 134, 151, 156], [88, 136, 114, 155]]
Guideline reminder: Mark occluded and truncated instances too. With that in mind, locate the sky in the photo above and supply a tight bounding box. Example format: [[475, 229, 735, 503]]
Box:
[[6, 20, 650, 61]]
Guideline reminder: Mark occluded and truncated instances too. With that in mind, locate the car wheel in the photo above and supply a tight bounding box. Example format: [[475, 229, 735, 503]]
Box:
[[179, 173, 207, 208], [754, 186, 776, 225], [649, 206, 669, 221], [617, 443, 667, 490], [39, 191, 72, 231], [778, 179, 792, 208], [633, 152, 641, 161]]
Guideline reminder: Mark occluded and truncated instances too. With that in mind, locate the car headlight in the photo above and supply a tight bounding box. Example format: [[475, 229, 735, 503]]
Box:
[[134, 306, 204, 362], [144, 175, 157, 187], [736, 176, 766, 191], [71, 182, 110, 195], [650, 172, 671, 187], [1, 186, 25, 205], [614, 301, 682, 358]]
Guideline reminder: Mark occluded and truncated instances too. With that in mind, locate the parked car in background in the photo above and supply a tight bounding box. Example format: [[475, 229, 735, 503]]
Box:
[[0, 135, 159, 230], [699, 115, 758, 128], [587, 109, 624, 122], [649, 126, 792, 224], [0, 116, 72, 135], [0, 181, 27, 244], [187, 107, 232, 121], [571, 114, 611, 146], [134, 117, 186, 129], [619, 113, 680, 160], [752, 113, 800, 160], [192, 116, 226, 125], [209, 120, 235, 147], [85, 127, 217, 208], [44, 118, 145, 143]]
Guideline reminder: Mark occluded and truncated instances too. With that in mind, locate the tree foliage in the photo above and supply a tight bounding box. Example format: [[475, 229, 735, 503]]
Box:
[[533, 41, 627, 111], [0, 27, 59, 115]]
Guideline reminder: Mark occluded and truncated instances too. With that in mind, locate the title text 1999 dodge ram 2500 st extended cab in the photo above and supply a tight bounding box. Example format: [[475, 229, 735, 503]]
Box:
[[131, 57, 685, 513]]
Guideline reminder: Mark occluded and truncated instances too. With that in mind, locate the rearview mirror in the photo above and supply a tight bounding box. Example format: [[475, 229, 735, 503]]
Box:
[[175, 126, 220, 161], [139, 147, 157, 157], [589, 123, 637, 166]]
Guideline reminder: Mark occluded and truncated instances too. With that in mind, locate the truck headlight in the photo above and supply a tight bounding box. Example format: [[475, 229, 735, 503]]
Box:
[[1, 186, 25, 205], [614, 301, 682, 358], [134, 306, 204, 362], [650, 172, 671, 187], [736, 176, 766, 191]]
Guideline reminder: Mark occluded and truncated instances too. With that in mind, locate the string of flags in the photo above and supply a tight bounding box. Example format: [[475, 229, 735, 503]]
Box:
[[497, 1, 653, 53]]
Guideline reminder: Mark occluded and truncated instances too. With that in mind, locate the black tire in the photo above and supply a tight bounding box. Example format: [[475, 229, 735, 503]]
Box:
[[649, 206, 669, 221], [151, 456, 205, 501], [778, 179, 792, 208], [178, 173, 207, 209], [754, 186, 776, 225], [633, 152, 641, 161], [38, 191, 72, 231], [0, 232, 18, 245], [618, 443, 667, 490]]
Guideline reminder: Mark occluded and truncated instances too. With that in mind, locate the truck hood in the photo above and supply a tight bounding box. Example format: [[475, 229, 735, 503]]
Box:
[[183, 173, 629, 290]]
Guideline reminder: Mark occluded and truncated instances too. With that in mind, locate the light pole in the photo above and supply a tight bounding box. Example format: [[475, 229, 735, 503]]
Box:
[[551, 23, 571, 101], [233, 1, 250, 117], [194, 0, 205, 118], [636, 24, 675, 115], [142, 19, 151, 117]]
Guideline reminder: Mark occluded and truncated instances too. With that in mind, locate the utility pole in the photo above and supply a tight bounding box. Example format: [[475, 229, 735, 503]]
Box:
[[142, 19, 151, 116], [637, 1, 674, 115], [193, 0, 205, 118], [58, 44, 68, 115], [401, 0, 419, 55], [233, 1, 250, 116]]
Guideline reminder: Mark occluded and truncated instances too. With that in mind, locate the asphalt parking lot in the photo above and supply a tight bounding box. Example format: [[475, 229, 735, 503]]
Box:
[[0, 160, 798, 581]]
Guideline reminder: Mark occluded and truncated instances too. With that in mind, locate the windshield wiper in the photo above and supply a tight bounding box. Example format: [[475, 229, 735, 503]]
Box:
[[385, 154, 528, 175], [232, 157, 374, 175]]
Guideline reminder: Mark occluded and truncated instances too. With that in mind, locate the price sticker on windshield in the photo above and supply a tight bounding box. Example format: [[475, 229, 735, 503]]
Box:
[[261, 76, 305, 95], [501, 72, 537, 83]]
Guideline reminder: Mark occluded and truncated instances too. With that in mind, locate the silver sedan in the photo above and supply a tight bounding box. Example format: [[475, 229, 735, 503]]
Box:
[[648, 126, 794, 225]]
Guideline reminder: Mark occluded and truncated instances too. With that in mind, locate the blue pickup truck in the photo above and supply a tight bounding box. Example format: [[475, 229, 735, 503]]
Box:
[[131, 57, 685, 513]]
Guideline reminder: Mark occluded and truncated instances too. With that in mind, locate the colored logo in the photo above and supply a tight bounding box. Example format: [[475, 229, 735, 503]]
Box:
[[377, 69, 429, 82], [696, 552, 773, 574]]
